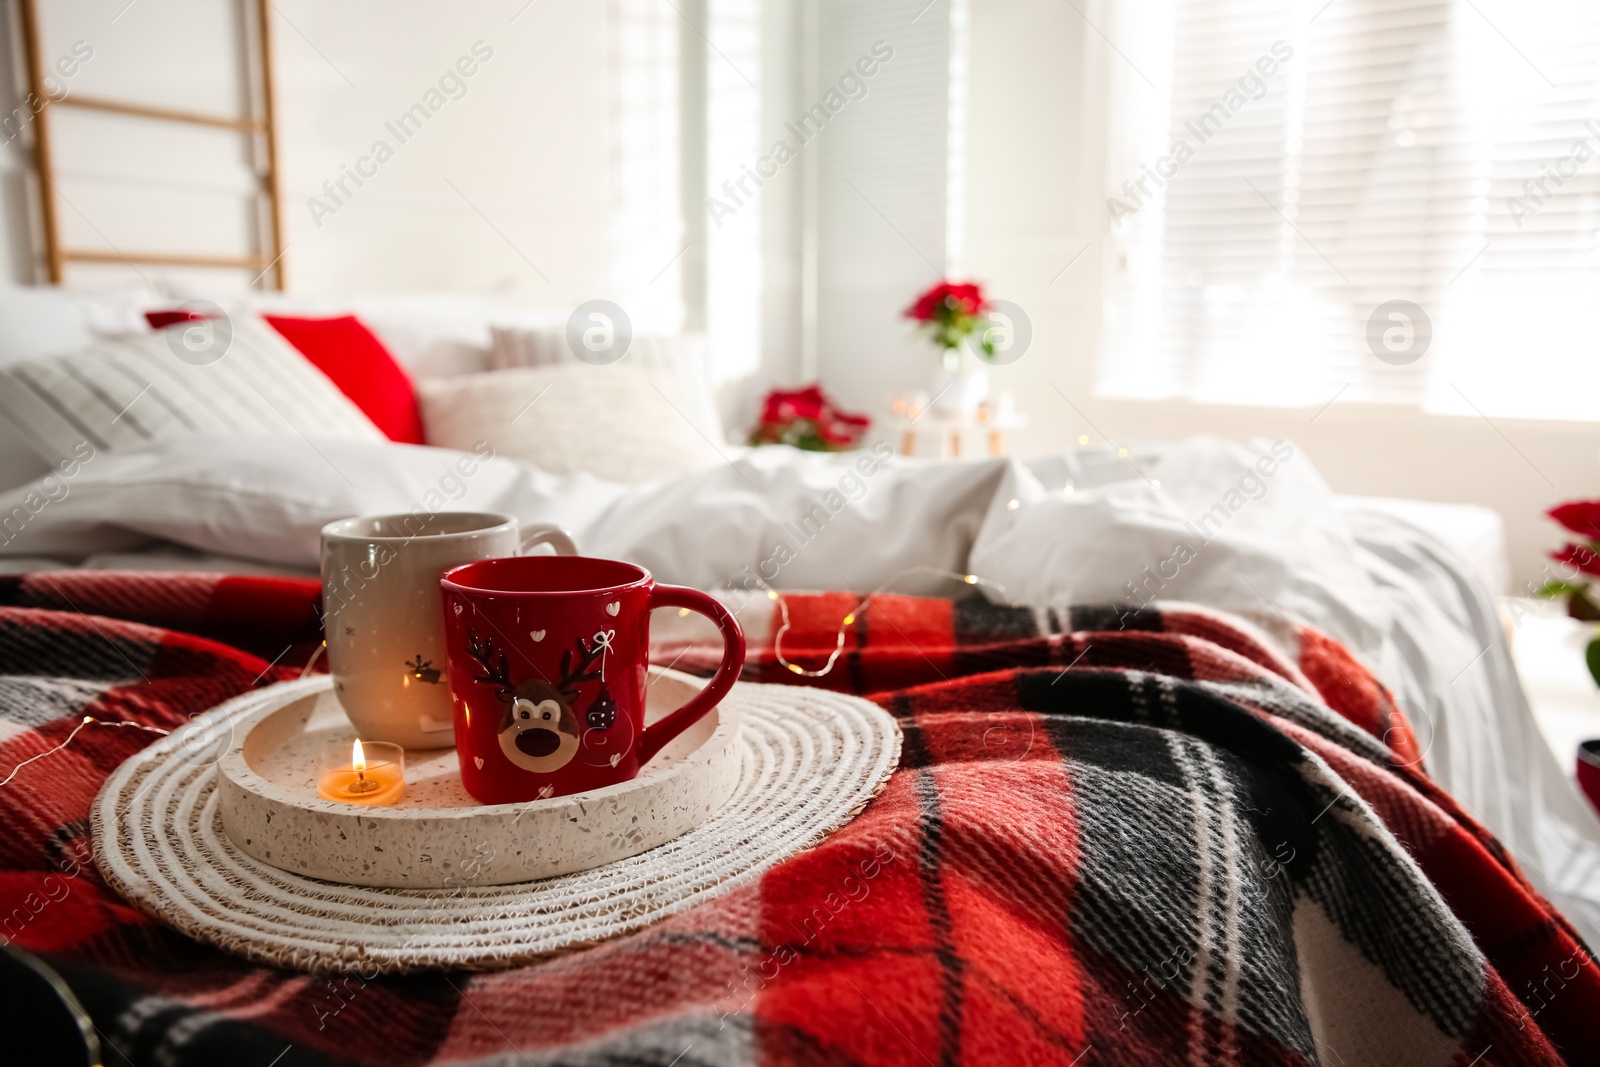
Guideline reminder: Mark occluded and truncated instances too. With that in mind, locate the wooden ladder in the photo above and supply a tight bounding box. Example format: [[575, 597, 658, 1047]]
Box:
[[15, 0, 288, 289]]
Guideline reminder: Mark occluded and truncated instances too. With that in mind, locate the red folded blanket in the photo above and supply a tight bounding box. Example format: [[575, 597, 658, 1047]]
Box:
[[0, 571, 1594, 1066]]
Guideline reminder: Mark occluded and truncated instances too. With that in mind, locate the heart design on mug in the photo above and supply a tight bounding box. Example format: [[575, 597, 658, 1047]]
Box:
[[453, 602, 464, 616], [530, 629, 546, 642], [605, 601, 620, 616], [537, 784, 555, 799], [474, 756, 484, 769], [609, 753, 622, 767]]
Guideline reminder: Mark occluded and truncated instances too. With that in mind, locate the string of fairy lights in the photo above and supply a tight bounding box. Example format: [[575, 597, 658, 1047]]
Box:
[[757, 564, 1011, 679], [0, 716, 171, 788]]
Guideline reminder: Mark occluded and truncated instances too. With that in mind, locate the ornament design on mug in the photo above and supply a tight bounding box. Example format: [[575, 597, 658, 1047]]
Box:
[[464, 629, 601, 774], [529, 629, 546, 642], [587, 629, 619, 731], [605, 601, 620, 616], [405, 654, 442, 684]]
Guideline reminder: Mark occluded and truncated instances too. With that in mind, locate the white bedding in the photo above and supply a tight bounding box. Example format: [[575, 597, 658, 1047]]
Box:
[[2, 432, 1595, 944]]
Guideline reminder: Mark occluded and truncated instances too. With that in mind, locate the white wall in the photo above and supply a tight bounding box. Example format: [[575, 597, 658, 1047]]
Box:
[[0, 0, 637, 313]]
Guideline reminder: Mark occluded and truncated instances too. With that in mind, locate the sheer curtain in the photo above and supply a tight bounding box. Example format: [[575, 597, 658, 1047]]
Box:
[[1099, 0, 1600, 420]]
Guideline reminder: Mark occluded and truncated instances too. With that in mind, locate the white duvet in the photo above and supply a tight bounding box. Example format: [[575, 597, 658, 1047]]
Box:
[[3, 432, 1597, 944]]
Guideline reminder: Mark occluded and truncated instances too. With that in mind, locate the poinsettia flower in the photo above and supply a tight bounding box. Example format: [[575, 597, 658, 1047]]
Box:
[[903, 281, 989, 321], [751, 383, 870, 452], [943, 283, 987, 316], [1549, 501, 1600, 539], [760, 385, 827, 424], [1551, 542, 1600, 578]]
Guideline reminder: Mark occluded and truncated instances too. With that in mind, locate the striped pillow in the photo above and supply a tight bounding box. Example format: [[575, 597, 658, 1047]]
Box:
[[0, 316, 384, 463], [487, 324, 569, 370]]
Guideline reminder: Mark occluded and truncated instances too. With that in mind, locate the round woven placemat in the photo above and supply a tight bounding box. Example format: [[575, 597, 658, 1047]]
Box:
[[92, 677, 901, 974]]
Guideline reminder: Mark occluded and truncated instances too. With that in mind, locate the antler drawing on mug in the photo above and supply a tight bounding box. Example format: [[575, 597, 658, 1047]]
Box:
[[556, 637, 605, 702], [465, 630, 514, 699]]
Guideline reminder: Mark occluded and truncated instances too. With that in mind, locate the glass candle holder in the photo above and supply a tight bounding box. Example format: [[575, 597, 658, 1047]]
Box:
[[315, 739, 405, 806]]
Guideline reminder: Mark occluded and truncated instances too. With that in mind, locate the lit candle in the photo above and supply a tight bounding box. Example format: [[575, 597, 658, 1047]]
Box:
[[316, 739, 405, 805]]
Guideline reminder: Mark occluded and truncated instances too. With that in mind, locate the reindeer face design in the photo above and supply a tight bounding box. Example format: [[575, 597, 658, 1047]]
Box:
[[498, 680, 580, 773], [465, 629, 604, 778]]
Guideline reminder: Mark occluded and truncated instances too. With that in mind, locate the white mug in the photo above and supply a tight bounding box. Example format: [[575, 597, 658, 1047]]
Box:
[[320, 512, 576, 750]]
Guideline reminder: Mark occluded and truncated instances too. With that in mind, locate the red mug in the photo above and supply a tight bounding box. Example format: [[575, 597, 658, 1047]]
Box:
[[440, 555, 744, 804], [1579, 739, 1600, 815]]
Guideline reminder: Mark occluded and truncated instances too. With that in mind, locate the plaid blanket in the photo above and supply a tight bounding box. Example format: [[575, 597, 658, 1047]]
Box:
[[0, 570, 1596, 1066]]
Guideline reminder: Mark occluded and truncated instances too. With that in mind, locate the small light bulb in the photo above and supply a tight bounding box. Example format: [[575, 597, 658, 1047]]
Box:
[[1063, 483, 1075, 495], [1117, 447, 1129, 458], [766, 589, 779, 601], [788, 662, 805, 674], [964, 574, 979, 584], [678, 607, 690, 616], [1151, 480, 1161, 490], [842, 613, 856, 626], [1006, 498, 1020, 510], [1077, 434, 1089, 445]]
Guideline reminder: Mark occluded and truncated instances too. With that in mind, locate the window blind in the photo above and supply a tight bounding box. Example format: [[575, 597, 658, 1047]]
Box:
[[1099, 0, 1600, 420]]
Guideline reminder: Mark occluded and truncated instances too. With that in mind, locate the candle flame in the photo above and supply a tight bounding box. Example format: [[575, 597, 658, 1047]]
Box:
[[351, 738, 367, 773]]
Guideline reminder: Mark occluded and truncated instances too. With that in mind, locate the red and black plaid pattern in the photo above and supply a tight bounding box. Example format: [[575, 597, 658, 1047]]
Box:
[[0, 574, 1594, 1066]]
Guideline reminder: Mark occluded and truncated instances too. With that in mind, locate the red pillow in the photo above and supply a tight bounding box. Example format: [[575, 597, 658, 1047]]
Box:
[[145, 309, 209, 329], [260, 314, 425, 445]]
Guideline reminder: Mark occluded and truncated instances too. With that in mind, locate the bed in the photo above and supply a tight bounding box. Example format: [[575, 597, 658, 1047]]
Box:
[[1, 287, 1596, 1064]]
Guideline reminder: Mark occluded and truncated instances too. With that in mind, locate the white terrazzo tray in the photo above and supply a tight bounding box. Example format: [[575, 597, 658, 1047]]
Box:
[[214, 667, 736, 888]]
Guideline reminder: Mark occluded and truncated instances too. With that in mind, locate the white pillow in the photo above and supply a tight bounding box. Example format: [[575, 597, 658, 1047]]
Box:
[[0, 434, 629, 567], [487, 323, 568, 369], [167, 286, 570, 379], [0, 316, 384, 466], [418, 364, 721, 484], [0, 417, 50, 493], [0, 284, 170, 366], [486, 327, 726, 445], [969, 436, 1389, 657], [0, 283, 174, 491]]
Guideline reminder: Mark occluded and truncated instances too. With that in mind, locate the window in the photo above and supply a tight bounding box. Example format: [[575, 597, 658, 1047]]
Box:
[[1098, 0, 1600, 420]]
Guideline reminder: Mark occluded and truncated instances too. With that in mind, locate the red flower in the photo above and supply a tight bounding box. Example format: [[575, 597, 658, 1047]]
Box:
[[1551, 543, 1600, 578], [760, 385, 827, 424], [904, 281, 989, 322], [1549, 501, 1600, 539], [751, 383, 869, 452]]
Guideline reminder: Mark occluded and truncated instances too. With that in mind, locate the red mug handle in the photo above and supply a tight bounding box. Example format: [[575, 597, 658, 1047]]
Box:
[[641, 584, 745, 764]]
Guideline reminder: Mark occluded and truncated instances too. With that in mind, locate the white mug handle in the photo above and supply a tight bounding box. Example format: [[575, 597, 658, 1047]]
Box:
[[518, 523, 578, 556]]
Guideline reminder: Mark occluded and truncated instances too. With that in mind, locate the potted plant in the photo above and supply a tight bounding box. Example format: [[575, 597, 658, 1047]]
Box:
[[1537, 500, 1600, 683], [903, 281, 996, 415]]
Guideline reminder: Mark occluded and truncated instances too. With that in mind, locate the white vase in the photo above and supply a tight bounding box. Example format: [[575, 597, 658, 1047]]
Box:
[[932, 348, 989, 415]]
